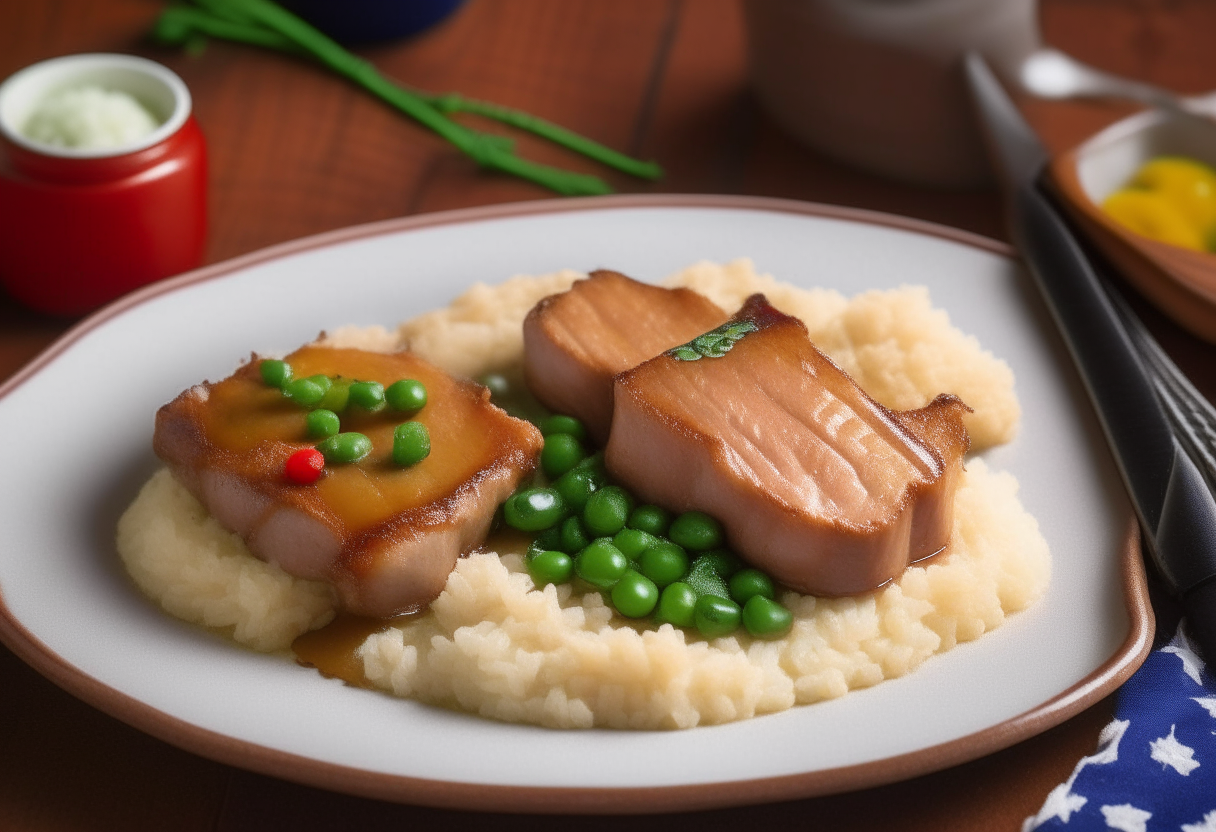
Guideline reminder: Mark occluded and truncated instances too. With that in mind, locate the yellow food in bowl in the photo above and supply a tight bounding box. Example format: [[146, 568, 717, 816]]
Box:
[[1102, 156, 1216, 252], [1132, 157, 1216, 231], [1103, 189, 1207, 251]]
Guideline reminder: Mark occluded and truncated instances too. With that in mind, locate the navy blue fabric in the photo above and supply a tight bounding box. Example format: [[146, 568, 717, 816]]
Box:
[[1025, 608, 1216, 831]]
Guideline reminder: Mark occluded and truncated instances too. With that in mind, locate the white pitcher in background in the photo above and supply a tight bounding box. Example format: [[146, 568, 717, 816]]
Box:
[[745, 0, 1040, 188]]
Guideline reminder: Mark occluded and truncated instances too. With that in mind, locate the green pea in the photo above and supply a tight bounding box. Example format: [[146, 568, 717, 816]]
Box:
[[316, 431, 372, 464], [305, 374, 332, 395], [742, 596, 793, 639], [541, 433, 586, 478], [528, 526, 563, 561], [559, 515, 591, 554], [503, 488, 567, 532], [669, 511, 725, 551], [685, 556, 731, 600], [259, 359, 292, 388], [639, 541, 689, 588], [729, 568, 775, 604], [526, 536, 547, 561], [612, 528, 657, 561], [528, 550, 574, 586], [392, 421, 430, 466], [656, 582, 697, 627], [319, 377, 352, 412], [283, 377, 326, 408], [533, 524, 563, 553], [305, 408, 341, 439], [386, 379, 427, 413], [569, 452, 606, 484], [694, 595, 742, 639], [478, 373, 511, 398], [348, 380, 386, 411], [540, 414, 588, 442], [700, 548, 743, 579], [583, 485, 634, 537], [628, 504, 671, 537], [574, 538, 628, 588], [611, 570, 659, 618], [554, 467, 599, 512]]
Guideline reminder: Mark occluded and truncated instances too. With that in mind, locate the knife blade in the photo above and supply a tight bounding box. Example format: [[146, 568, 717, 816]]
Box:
[[964, 52, 1216, 659]]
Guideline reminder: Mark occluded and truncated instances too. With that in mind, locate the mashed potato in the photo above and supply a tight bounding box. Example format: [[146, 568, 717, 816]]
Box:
[[117, 259, 1047, 729], [117, 468, 337, 652]]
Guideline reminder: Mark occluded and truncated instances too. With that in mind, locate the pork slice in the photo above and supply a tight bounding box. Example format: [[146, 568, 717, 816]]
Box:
[[605, 294, 970, 596], [522, 270, 728, 442], [154, 345, 542, 617]]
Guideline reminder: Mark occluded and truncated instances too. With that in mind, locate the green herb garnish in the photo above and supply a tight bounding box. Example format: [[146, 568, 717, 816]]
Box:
[[151, 0, 663, 195], [667, 320, 757, 361]]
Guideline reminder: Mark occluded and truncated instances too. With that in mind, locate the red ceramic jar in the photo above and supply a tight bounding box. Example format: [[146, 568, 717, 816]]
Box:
[[0, 54, 207, 316]]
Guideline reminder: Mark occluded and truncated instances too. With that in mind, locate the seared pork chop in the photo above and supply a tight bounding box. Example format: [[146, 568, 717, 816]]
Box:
[[154, 345, 542, 617], [523, 270, 728, 442], [605, 295, 970, 596]]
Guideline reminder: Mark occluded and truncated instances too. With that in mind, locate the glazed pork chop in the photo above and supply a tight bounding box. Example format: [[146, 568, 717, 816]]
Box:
[[154, 345, 542, 617], [605, 295, 971, 596], [523, 270, 728, 443]]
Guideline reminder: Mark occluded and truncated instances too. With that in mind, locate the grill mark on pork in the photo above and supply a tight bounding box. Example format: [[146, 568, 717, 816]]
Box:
[[154, 345, 543, 617], [605, 294, 970, 596], [522, 270, 729, 443]]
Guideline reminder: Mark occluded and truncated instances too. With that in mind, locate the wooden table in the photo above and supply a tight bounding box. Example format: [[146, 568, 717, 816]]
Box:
[[3, 1, 1216, 829]]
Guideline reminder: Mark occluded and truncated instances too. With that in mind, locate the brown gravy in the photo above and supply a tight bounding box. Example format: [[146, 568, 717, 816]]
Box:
[[292, 612, 416, 686], [196, 345, 536, 533], [291, 528, 533, 684]]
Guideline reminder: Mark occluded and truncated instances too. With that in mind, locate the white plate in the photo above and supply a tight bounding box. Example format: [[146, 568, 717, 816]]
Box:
[[0, 196, 1151, 813]]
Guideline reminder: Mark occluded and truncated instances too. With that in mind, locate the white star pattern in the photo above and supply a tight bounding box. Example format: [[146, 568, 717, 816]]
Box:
[[1026, 787, 1086, 829], [1026, 617, 1216, 828], [1149, 724, 1200, 775], [1099, 803, 1151, 832], [1194, 696, 1216, 719], [1183, 810, 1216, 832], [1089, 718, 1129, 766], [1163, 624, 1208, 686], [1022, 720, 1129, 830]]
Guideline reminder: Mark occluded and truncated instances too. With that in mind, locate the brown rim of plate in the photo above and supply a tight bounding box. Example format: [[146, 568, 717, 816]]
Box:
[[0, 194, 1155, 814]]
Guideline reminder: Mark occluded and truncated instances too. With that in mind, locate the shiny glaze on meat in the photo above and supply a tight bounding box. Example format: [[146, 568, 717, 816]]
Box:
[[154, 345, 542, 617], [605, 295, 970, 596]]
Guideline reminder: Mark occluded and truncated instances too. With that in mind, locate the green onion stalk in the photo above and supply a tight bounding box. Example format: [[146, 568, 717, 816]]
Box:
[[151, 0, 663, 196]]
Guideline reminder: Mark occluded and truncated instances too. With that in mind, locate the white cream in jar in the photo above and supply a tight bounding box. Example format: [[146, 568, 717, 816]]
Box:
[[21, 84, 160, 150]]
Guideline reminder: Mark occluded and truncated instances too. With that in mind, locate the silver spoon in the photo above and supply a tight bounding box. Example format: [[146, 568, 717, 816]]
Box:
[[1019, 48, 1216, 117]]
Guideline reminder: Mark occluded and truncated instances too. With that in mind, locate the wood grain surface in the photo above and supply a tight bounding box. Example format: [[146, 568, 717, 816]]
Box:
[[2, 1, 1216, 829]]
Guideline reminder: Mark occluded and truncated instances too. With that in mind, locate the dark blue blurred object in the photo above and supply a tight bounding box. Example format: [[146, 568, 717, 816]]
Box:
[[281, 0, 465, 45]]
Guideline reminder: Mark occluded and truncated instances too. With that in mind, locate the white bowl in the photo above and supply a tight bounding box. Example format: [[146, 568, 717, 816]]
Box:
[[1072, 108, 1216, 203]]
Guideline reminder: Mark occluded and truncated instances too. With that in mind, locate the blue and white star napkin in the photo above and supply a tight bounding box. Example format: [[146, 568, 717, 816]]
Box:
[[1024, 618, 1216, 831]]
